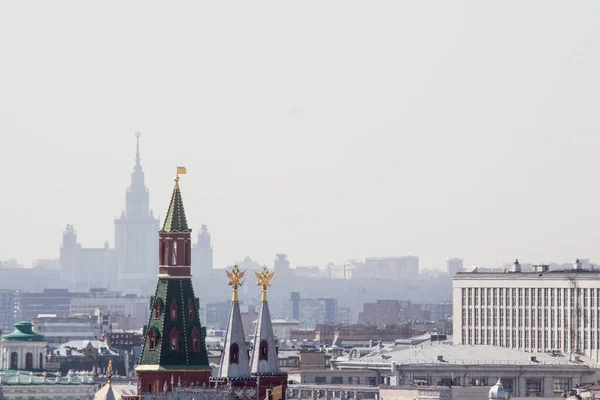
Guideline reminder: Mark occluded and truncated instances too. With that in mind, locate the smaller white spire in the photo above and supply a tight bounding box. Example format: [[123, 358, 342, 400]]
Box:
[[489, 378, 509, 400]]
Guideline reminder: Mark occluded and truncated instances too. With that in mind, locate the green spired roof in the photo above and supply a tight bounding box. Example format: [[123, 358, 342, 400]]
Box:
[[2, 322, 45, 342], [161, 180, 190, 233], [138, 279, 210, 370]]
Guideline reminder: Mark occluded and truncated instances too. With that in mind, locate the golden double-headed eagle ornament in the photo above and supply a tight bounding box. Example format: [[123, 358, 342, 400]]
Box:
[[226, 264, 245, 301], [256, 266, 275, 301]]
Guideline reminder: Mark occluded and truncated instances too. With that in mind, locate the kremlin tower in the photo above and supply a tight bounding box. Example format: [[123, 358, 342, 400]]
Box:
[[129, 169, 287, 399], [249, 267, 288, 399], [215, 265, 288, 399], [135, 169, 212, 395], [219, 265, 251, 379]]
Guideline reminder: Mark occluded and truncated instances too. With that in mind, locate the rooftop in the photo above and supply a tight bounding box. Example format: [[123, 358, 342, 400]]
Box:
[[0, 370, 96, 386], [454, 269, 600, 280], [337, 341, 600, 368], [53, 340, 118, 356]]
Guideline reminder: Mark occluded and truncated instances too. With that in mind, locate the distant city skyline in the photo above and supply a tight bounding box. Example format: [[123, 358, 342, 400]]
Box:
[[2, 1, 600, 271]]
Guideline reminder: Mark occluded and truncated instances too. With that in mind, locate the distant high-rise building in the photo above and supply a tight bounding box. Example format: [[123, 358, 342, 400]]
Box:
[[59, 225, 115, 290], [59, 225, 80, 288], [290, 292, 300, 321], [0, 290, 19, 330], [20, 289, 73, 321], [274, 253, 290, 275], [362, 300, 401, 327], [205, 300, 231, 330], [446, 257, 463, 277], [114, 132, 159, 293], [360, 256, 419, 280], [318, 298, 338, 324], [192, 224, 213, 273]]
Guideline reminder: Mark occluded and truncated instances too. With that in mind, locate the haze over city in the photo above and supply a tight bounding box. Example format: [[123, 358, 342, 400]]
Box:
[[2, 1, 600, 270]]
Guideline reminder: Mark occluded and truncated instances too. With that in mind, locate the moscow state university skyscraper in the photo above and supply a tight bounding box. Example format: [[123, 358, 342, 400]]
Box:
[[115, 132, 160, 293]]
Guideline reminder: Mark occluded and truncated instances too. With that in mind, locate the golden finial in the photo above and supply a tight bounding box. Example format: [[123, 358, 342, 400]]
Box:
[[255, 266, 275, 302], [226, 264, 245, 302], [107, 359, 113, 386]]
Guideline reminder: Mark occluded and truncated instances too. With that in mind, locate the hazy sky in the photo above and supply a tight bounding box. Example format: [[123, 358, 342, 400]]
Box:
[[1, 1, 600, 270]]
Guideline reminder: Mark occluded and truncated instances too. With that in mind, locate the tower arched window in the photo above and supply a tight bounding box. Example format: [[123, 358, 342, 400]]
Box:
[[39, 353, 43, 369], [169, 328, 180, 352], [148, 329, 157, 350], [229, 343, 239, 364], [25, 352, 33, 370], [188, 299, 195, 321], [10, 352, 18, 369], [259, 340, 268, 361], [170, 299, 178, 321], [172, 241, 177, 266], [154, 300, 162, 319], [192, 328, 201, 352]]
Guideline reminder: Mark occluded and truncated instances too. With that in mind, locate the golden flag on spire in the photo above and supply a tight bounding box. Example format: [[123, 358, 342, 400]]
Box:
[[177, 166, 187, 175]]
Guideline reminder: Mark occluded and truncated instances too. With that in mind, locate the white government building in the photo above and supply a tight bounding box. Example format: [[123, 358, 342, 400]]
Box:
[[453, 259, 600, 361]]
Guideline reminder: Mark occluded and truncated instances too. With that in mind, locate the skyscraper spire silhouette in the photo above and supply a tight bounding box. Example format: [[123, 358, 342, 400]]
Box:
[[115, 132, 160, 293], [135, 131, 141, 166]]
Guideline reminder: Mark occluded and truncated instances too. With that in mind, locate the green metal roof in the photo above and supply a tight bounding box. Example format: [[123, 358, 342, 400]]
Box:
[[2, 322, 45, 342], [139, 280, 209, 368], [161, 181, 190, 232]]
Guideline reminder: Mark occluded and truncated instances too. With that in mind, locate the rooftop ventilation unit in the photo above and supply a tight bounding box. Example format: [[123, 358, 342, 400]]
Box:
[[533, 265, 549, 273]]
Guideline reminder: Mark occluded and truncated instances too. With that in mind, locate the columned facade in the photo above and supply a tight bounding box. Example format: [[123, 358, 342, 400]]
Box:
[[453, 266, 600, 361]]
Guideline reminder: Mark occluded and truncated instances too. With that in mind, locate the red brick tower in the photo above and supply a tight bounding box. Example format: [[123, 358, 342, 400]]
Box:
[[135, 170, 212, 395]]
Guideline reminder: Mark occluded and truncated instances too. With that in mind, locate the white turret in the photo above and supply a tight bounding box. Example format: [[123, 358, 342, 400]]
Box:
[[489, 378, 510, 400], [250, 267, 280, 374], [219, 264, 251, 378]]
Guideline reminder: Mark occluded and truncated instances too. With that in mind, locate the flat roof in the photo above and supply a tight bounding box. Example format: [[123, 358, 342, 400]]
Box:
[[454, 270, 600, 280], [338, 342, 599, 368]]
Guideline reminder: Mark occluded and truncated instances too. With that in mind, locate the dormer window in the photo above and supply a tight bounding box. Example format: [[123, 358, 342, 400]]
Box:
[[170, 299, 178, 321], [229, 343, 239, 364], [192, 328, 201, 352], [259, 340, 268, 361], [188, 299, 195, 321], [148, 329, 157, 350], [154, 301, 162, 319], [169, 328, 180, 352]]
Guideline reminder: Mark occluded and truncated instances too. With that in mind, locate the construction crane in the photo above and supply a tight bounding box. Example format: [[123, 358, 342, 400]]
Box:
[[567, 260, 582, 354]]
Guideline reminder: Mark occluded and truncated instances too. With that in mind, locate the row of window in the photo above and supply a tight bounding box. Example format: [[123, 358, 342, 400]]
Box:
[[8, 351, 43, 370], [462, 328, 594, 350], [313, 376, 377, 385], [154, 298, 196, 321], [462, 308, 600, 328], [462, 287, 600, 308], [147, 327, 203, 352]]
